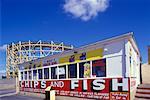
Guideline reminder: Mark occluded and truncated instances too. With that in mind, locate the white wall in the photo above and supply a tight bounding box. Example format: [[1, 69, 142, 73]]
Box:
[[103, 40, 125, 77], [103, 38, 140, 84], [106, 56, 123, 77], [125, 41, 141, 85]]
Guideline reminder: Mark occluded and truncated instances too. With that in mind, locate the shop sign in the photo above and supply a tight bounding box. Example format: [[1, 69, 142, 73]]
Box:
[[42, 58, 58, 66], [20, 78, 129, 99]]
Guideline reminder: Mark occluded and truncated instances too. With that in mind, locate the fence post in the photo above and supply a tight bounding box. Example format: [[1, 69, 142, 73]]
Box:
[[16, 77, 19, 93]]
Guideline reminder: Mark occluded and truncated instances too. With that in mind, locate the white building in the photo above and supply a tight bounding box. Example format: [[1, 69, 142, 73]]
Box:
[[18, 32, 141, 100]]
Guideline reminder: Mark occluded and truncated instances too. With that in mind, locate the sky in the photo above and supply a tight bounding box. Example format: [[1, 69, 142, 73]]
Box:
[[0, 0, 150, 73]]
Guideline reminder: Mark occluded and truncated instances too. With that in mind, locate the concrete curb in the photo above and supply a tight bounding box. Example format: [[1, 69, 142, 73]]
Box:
[[0, 92, 17, 98], [19, 91, 45, 99]]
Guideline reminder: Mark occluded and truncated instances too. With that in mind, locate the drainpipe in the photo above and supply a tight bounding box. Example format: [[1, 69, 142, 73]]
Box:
[[140, 57, 142, 84]]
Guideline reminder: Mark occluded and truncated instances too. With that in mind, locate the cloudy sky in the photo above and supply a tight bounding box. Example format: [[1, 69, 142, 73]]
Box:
[[1, 0, 150, 72]]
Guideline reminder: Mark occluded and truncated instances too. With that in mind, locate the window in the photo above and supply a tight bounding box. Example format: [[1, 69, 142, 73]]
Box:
[[59, 65, 66, 79], [38, 69, 43, 79], [79, 61, 91, 78], [33, 70, 37, 80], [68, 64, 77, 78], [51, 67, 57, 79], [28, 71, 32, 80], [24, 71, 27, 80], [21, 72, 23, 80], [44, 68, 49, 79], [92, 59, 106, 77]]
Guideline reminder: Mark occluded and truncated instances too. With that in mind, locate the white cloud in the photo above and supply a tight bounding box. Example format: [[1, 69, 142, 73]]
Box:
[[63, 0, 109, 21], [0, 44, 7, 51]]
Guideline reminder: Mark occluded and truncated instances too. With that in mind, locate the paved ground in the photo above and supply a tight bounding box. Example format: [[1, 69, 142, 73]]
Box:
[[0, 78, 17, 98], [0, 94, 43, 100], [0, 94, 93, 100], [0, 89, 16, 95]]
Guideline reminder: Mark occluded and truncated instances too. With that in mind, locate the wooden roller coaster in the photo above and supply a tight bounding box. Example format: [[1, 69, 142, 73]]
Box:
[[6, 40, 73, 78]]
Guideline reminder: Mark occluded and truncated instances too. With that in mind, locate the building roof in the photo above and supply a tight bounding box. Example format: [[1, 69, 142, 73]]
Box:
[[19, 32, 140, 66]]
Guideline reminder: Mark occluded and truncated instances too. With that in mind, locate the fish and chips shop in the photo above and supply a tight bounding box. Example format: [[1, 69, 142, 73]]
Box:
[[18, 32, 141, 100]]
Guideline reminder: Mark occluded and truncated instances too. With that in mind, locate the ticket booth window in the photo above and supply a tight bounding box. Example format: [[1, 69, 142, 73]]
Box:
[[33, 70, 37, 80], [24, 71, 27, 80], [51, 67, 57, 79], [79, 61, 91, 78], [28, 71, 32, 80], [38, 69, 43, 79], [44, 68, 49, 79], [59, 65, 66, 79], [68, 64, 77, 78], [92, 59, 106, 77], [21, 72, 23, 80]]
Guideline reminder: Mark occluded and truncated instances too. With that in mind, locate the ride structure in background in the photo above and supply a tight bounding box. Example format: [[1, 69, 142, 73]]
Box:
[[6, 40, 73, 78]]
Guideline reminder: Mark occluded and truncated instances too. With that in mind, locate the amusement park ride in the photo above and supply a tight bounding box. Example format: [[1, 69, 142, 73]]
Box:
[[6, 40, 73, 78]]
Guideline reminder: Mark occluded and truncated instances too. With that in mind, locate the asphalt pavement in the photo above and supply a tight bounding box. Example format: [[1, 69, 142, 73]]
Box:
[[0, 94, 43, 100], [0, 89, 16, 95]]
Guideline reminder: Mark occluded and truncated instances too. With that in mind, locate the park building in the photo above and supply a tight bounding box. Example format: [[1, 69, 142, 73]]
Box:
[[18, 32, 141, 100]]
